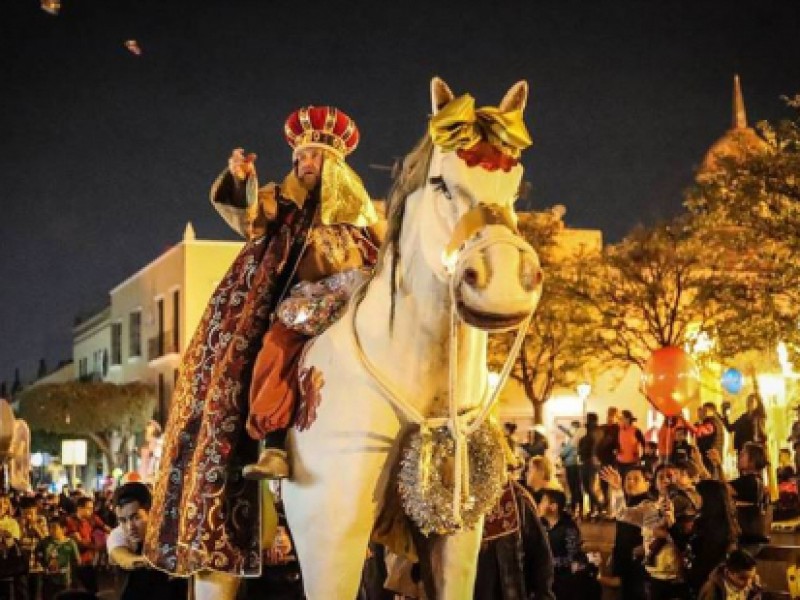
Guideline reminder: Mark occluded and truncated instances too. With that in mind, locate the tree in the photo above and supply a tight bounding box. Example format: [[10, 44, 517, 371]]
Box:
[[687, 94, 800, 363], [568, 216, 732, 371], [17, 381, 156, 469], [489, 206, 601, 423]]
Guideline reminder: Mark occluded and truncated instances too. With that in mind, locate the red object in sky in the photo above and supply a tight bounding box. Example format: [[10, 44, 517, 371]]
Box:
[[125, 40, 142, 56], [642, 346, 700, 417]]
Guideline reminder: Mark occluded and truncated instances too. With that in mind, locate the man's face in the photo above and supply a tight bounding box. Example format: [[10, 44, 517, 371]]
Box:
[[294, 147, 324, 190], [624, 470, 650, 496], [115, 501, 148, 546], [725, 566, 757, 591]]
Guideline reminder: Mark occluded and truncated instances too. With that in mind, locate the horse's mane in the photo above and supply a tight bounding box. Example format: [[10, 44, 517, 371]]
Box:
[[355, 132, 434, 328]]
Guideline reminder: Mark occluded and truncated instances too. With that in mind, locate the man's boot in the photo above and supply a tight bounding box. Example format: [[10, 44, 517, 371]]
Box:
[[243, 430, 290, 480]]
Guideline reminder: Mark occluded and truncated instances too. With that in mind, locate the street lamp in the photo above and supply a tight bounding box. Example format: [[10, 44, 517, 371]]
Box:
[[577, 383, 592, 417]]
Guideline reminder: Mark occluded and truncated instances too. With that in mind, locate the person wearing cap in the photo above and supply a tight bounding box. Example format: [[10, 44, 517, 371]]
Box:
[[144, 105, 384, 582], [616, 410, 645, 479], [110, 482, 188, 600]]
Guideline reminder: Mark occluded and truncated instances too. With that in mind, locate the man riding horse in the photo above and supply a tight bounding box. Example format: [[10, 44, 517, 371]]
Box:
[[143, 105, 385, 579]]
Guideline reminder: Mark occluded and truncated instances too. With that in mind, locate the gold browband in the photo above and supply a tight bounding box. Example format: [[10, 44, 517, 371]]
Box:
[[444, 204, 518, 262]]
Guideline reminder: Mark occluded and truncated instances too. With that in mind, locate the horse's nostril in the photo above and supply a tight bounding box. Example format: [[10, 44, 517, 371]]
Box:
[[463, 268, 479, 287]]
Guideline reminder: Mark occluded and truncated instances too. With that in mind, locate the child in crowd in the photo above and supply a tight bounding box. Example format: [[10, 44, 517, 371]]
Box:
[[537, 488, 600, 599], [697, 548, 762, 599], [38, 517, 80, 600]]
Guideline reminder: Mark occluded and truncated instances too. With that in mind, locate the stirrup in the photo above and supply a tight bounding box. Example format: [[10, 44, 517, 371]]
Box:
[[242, 448, 290, 480]]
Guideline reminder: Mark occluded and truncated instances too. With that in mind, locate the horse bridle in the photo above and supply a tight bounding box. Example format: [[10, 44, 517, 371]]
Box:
[[349, 170, 535, 528]]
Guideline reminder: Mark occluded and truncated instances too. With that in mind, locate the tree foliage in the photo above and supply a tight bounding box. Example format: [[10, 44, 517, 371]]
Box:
[[567, 217, 737, 371], [489, 206, 601, 421], [17, 381, 155, 468], [687, 94, 800, 363]]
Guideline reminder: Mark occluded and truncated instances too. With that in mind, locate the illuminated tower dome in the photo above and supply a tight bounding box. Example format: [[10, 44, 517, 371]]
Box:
[[696, 74, 769, 180]]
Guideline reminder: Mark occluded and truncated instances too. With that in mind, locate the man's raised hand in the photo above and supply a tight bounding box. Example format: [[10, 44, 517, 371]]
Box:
[[228, 148, 257, 181], [599, 465, 622, 490]]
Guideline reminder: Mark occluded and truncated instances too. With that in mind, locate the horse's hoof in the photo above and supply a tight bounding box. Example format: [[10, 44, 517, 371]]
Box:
[[243, 448, 290, 480]]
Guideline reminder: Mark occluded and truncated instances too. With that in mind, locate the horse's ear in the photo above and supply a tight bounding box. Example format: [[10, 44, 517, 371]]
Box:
[[430, 77, 455, 114], [499, 80, 528, 112]]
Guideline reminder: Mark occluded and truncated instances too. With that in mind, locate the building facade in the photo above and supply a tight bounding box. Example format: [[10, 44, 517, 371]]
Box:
[[105, 223, 243, 424]]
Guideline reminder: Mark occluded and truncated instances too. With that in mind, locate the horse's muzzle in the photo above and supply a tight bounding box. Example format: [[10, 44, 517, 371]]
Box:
[[453, 229, 543, 332]]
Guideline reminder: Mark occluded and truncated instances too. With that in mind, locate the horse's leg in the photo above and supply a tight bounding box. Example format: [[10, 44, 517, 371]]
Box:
[[193, 570, 240, 600], [415, 522, 484, 600], [283, 469, 384, 600]]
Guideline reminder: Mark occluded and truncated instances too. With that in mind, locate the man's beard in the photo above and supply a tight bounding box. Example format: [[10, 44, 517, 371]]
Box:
[[299, 173, 319, 190]]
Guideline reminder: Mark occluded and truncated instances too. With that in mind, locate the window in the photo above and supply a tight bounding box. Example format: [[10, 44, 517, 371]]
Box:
[[158, 373, 166, 425], [157, 298, 165, 356], [111, 322, 122, 365], [172, 289, 180, 352], [129, 310, 142, 358]]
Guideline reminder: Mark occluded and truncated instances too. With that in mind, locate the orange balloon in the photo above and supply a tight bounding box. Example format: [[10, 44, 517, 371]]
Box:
[[642, 346, 700, 417]]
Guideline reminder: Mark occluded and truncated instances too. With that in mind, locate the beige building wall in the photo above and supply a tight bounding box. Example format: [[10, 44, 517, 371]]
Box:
[[183, 240, 245, 350], [552, 227, 603, 258], [106, 224, 242, 422]]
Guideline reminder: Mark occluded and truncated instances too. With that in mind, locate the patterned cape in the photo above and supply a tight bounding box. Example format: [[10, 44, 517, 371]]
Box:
[[143, 196, 316, 576]]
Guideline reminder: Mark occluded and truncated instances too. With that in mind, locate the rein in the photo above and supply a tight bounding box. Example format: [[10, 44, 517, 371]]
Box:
[[350, 206, 532, 528]]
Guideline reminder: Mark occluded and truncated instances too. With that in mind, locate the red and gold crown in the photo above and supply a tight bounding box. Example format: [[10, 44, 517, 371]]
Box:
[[284, 106, 360, 158]]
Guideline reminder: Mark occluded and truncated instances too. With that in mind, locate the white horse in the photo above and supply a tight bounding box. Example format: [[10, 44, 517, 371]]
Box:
[[197, 77, 543, 600]]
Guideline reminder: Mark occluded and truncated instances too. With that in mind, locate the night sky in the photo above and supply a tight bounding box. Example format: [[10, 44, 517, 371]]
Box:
[[2, 0, 799, 384]]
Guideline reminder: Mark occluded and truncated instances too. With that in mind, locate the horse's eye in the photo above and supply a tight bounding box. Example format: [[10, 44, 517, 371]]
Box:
[[429, 176, 452, 201]]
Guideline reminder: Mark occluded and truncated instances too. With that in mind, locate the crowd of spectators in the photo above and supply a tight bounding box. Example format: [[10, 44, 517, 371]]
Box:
[[504, 393, 776, 600], [0, 484, 118, 599]]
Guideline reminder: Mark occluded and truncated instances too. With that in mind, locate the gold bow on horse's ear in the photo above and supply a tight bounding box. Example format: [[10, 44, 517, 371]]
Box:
[[428, 94, 533, 159]]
